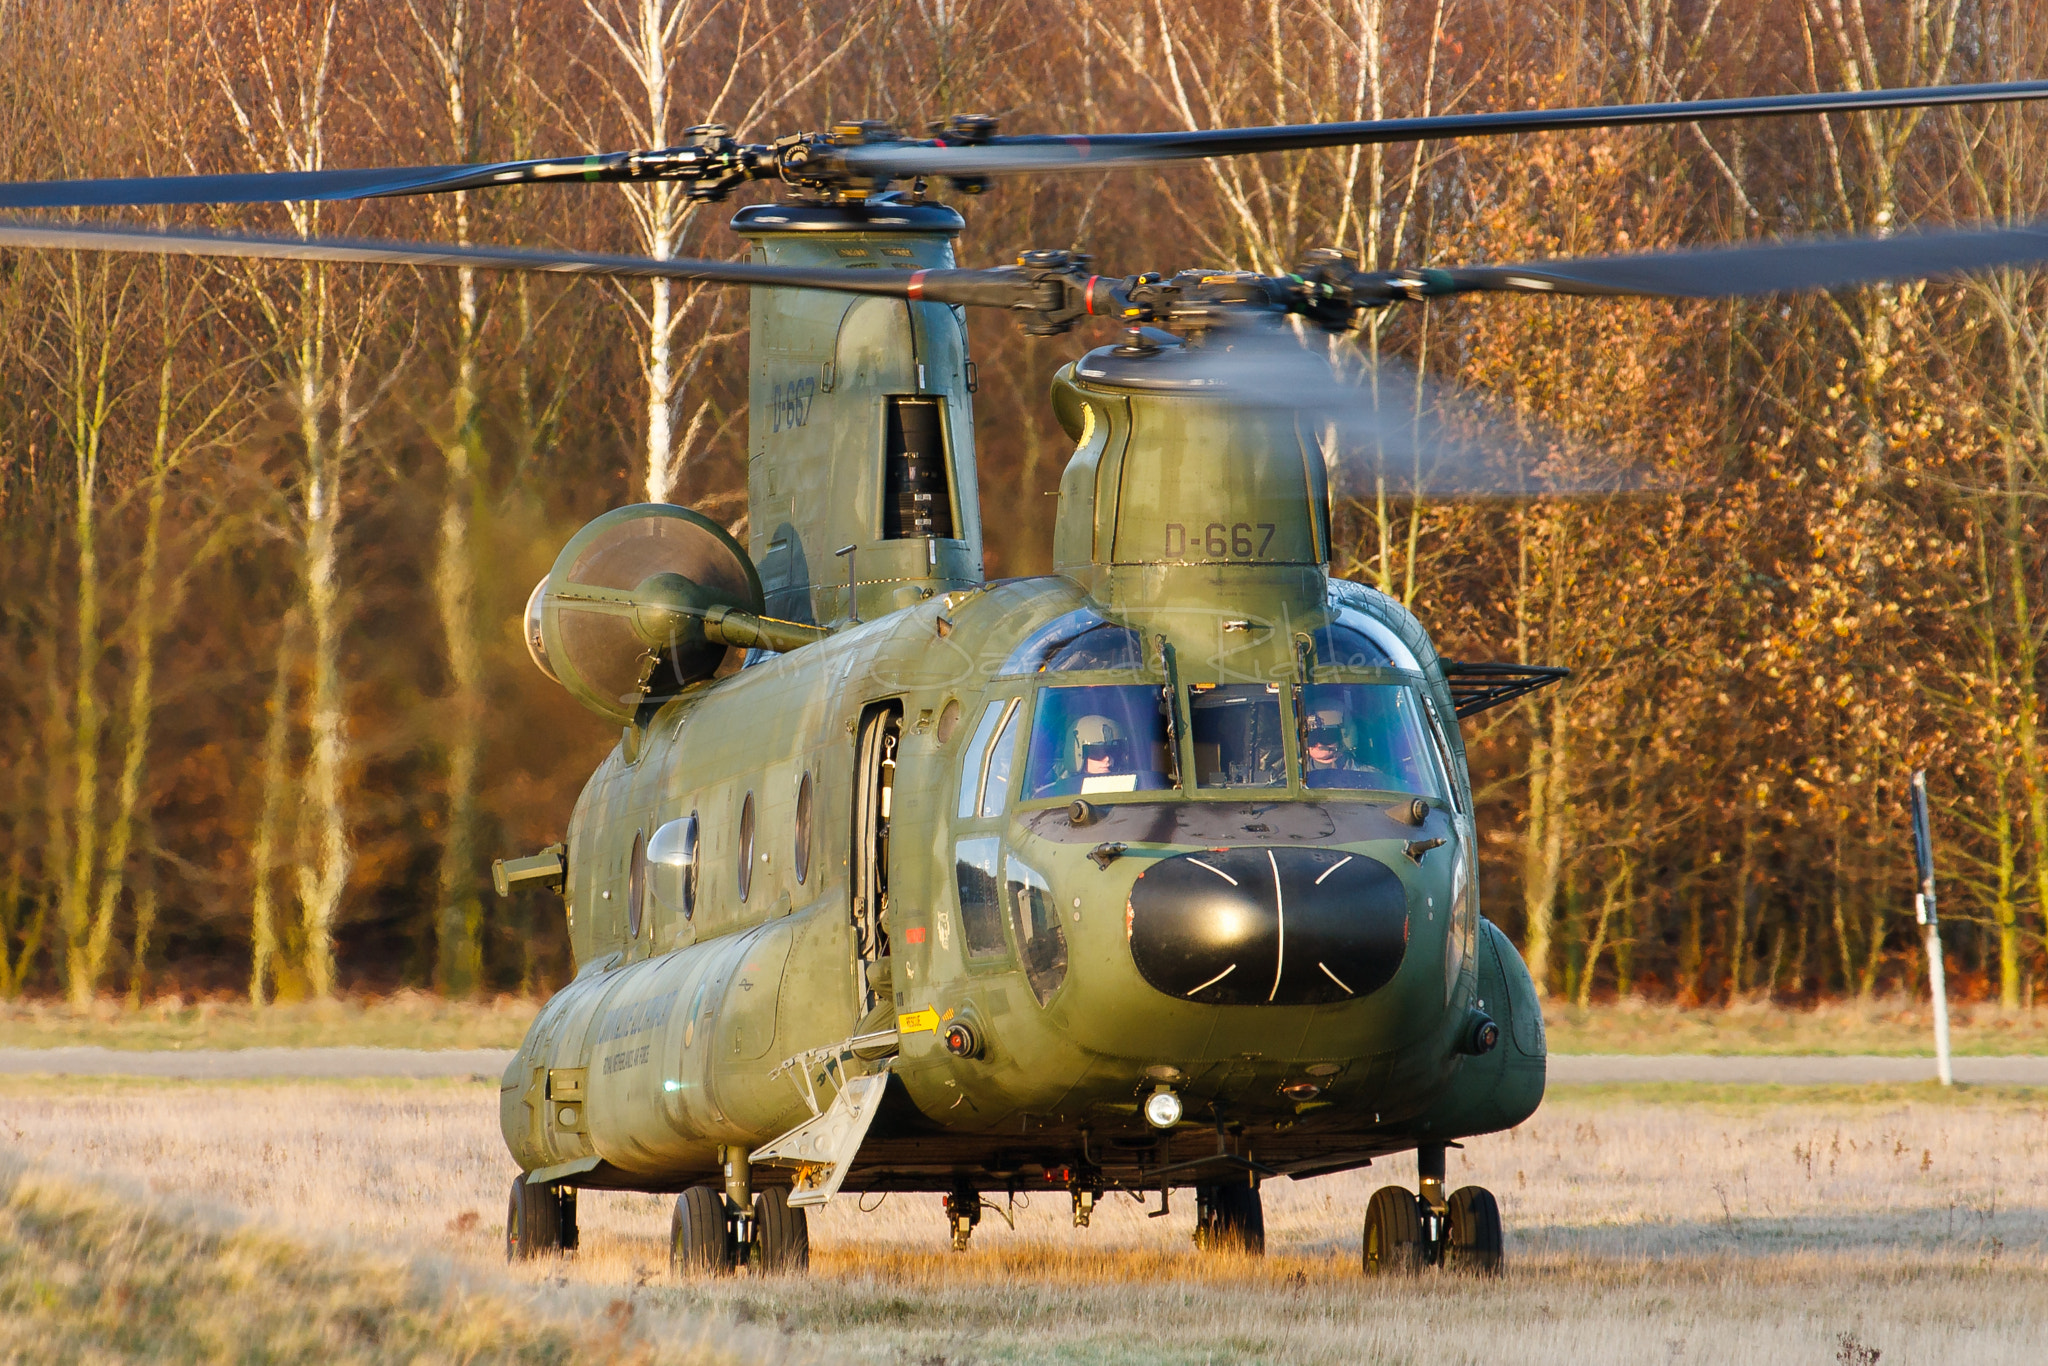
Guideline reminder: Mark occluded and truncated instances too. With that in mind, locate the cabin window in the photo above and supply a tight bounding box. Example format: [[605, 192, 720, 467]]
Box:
[[1189, 683, 1288, 789], [648, 814, 698, 920], [958, 700, 1024, 819], [935, 698, 962, 744], [1311, 621, 1395, 669], [1005, 853, 1067, 1004], [794, 771, 814, 884], [998, 607, 1107, 675], [1044, 624, 1146, 672], [737, 792, 756, 902], [626, 829, 647, 938], [1293, 683, 1446, 798], [1023, 684, 1176, 799], [953, 836, 1008, 959]]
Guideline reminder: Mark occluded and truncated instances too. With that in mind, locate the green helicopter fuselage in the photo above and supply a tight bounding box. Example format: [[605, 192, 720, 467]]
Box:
[[500, 565, 1544, 1194]]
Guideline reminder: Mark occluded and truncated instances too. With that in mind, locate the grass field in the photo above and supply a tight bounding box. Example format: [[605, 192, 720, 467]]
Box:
[[4, 1075, 2042, 1363], [6, 991, 2048, 1056]]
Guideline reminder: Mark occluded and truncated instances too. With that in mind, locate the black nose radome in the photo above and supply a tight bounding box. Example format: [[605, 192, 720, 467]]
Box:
[[1127, 847, 1409, 1005]]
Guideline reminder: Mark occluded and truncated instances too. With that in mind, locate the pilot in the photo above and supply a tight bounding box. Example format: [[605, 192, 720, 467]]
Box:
[[1303, 705, 1409, 791], [1072, 714, 1133, 783], [1302, 706, 1368, 788]]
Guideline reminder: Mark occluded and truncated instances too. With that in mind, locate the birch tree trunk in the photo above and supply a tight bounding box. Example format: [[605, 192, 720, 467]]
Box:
[[408, 0, 490, 994], [38, 251, 133, 1009], [213, 0, 380, 999]]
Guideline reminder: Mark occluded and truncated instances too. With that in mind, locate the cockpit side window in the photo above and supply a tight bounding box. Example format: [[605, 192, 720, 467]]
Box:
[[956, 698, 1019, 819], [1294, 683, 1445, 797], [1006, 852, 1067, 1003], [954, 836, 1008, 959], [1023, 684, 1177, 800]]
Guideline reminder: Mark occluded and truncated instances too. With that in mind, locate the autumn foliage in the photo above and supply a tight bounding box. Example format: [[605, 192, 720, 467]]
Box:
[[0, 0, 2043, 1008]]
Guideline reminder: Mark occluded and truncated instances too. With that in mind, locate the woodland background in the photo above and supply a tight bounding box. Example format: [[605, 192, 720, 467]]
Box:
[[0, 0, 2043, 1010]]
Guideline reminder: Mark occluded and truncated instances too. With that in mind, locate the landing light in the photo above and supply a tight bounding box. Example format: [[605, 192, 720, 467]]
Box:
[[1143, 1087, 1183, 1129]]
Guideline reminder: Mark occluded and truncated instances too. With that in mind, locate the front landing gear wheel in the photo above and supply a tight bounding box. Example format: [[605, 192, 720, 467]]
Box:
[[751, 1185, 810, 1273], [1444, 1185, 1504, 1275], [671, 1185, 736, 1275], [505, 1174, 576, 1261], [1194, 1182, 1265, 1254], [1362, 1185, 1426, 1275]]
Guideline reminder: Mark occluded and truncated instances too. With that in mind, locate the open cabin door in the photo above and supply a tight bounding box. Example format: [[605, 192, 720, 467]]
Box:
[[850, 702, 901, 1019]]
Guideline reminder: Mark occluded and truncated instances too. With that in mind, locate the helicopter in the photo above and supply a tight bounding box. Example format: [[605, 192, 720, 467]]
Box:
[[9, 76, 2048, 1279]]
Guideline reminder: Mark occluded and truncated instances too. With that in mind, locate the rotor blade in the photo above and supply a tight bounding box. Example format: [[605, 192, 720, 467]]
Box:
[[1426, 220, 2048, 300], [843, 79, 2048, 178], [0, 218, 941, 297], [0, 149, 704, 211], [1156, 329, 1641, 498]]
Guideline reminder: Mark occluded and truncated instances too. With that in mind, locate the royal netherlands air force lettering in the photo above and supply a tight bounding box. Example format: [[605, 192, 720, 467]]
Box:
[[598, 989, 677, 1076]]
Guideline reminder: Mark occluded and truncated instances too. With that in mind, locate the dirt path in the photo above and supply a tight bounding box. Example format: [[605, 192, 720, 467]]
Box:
[[0, 1046, 514, 1078]]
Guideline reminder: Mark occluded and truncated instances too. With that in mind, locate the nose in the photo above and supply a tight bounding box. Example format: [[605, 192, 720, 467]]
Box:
[[1126, 846, 1409, 1005]]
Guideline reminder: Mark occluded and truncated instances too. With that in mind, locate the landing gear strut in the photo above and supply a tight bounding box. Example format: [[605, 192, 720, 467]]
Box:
[[943, 1183, 981, 1251], [1361, 1144, 1502, 1276]]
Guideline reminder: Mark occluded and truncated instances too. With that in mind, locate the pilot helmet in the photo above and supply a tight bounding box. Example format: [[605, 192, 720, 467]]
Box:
[[1071, 714, 1130, 772], [1304, 706, 1347, 754]]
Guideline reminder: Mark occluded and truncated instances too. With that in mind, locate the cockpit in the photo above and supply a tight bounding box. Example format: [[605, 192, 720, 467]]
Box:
[[1003, 678, 1450, 804], [954, 603, 1462, 814]]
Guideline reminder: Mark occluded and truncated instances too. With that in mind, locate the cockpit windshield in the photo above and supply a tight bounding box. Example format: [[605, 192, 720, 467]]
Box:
[[1295, 683, 1445, 797], [1189, 683, 1289, 789], [1024, 685, 1178, 799]]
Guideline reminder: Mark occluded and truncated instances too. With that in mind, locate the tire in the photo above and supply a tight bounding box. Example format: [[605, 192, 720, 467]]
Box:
[[670, 1185, 735, 1275], [1444, 1185, 1503, 1275], [1195, 1182, 1266, 1254], [751, 1185, 811, 1273], [1362, 1185, 1427, 1275], [506, 1173, 562, 1262]]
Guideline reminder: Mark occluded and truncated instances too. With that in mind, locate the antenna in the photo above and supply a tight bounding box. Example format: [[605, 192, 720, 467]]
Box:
[[1908, 770, 1953, 1087]]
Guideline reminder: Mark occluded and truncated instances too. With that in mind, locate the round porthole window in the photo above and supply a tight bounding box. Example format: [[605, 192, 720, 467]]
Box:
[[737, 792, 756, 903], [648, 814, 698, 920], [626, 828, 647, 938], [936, 698, 962, 745], [794, 771, 814, 885]]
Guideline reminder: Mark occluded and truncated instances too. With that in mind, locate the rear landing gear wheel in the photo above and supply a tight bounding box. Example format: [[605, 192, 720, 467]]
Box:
[[1362, 1185, 1427, 1275], [671, 1184, 736, 1275], [1444, 1185, 1503, 1275], [751, 1185, 810, 1273], [505, 1174, 576, 1261], [1194, 1182, 1265, 1254]]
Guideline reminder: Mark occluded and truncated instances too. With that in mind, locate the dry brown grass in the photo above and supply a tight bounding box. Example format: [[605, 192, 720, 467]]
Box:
[[3, 1076, 2043, 1363], [0, 1156, 805, 1364]]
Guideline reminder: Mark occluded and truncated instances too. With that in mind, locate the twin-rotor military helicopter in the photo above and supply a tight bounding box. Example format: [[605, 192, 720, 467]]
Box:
[[9, 74, 2048, 1277]]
